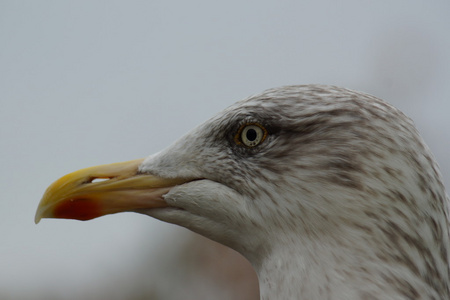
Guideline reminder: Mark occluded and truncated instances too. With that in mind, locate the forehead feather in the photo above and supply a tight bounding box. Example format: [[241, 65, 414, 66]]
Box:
[[211, 85, 412, 136]]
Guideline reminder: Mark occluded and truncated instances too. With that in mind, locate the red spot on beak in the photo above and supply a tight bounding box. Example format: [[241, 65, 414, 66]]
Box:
[[53, 198, 102, 221]]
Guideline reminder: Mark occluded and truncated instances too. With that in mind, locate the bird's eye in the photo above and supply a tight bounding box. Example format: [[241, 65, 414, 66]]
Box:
[[235, 123, 268, 147]]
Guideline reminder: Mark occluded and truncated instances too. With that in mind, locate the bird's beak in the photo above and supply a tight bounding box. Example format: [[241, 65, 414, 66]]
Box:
[[35, 158, 186, 224]]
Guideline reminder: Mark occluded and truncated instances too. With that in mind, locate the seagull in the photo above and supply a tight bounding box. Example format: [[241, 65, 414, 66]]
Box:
[[35, 85, 450, 299]]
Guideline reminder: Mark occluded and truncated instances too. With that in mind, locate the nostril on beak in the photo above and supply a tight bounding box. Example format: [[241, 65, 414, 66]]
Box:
[[87, 177, 114, 184]]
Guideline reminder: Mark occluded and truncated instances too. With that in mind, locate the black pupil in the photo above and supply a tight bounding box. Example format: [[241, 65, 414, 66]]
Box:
[[246, 128, 257, 141]]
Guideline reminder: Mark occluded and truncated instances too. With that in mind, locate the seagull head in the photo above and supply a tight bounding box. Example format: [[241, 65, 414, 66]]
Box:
[[35, 85, 449, 298]]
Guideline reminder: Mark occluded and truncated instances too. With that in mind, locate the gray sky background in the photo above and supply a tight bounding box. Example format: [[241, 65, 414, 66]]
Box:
[[1, 1, 449, 299]]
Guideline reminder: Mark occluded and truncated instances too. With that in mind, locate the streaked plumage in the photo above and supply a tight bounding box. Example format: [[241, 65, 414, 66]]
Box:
[[36, 85, 450, 299]]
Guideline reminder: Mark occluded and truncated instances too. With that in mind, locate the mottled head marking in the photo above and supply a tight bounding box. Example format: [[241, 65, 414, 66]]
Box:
[[141, 84, 450, 299]]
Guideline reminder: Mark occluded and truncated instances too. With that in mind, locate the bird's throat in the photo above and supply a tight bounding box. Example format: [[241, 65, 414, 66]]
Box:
[[255, 234, 438, 300]]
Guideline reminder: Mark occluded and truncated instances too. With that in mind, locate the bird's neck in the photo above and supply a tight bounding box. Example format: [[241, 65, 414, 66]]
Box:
[[256, 236, 366, 300], [254, 229, 447, 300]]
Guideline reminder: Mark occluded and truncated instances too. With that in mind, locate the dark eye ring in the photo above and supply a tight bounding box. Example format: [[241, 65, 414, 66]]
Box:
[[234, 123, 268, 147]]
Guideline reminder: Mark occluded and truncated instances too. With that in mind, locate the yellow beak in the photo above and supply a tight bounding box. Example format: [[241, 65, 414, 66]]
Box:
[[35, 158, 187, 224]]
